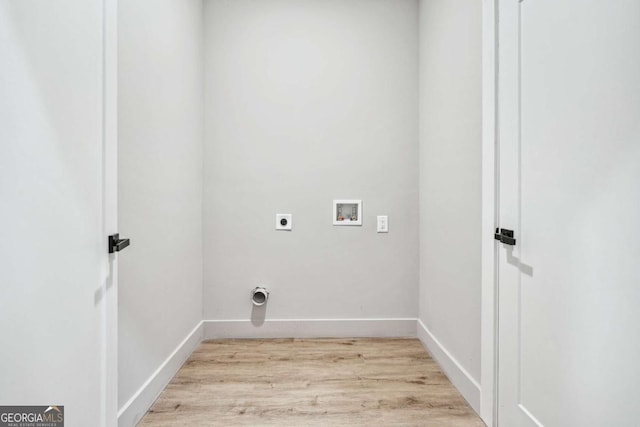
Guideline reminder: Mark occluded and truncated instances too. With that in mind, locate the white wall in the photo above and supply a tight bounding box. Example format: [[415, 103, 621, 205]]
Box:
[[203, 0, 419, 324], [418, 0, 483, 407], [117, 0, 203, 419], [0, 1, 111, 425]]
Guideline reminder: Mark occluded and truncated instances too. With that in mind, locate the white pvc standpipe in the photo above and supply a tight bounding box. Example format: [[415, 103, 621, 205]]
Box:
[[251, 287, 269, 306]]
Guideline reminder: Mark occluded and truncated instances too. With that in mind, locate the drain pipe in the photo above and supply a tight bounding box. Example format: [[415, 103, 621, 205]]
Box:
[[251, 287, 269, 306]]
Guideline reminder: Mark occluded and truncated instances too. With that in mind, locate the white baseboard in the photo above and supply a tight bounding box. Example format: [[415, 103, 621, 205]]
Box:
[[117, 321, 203, 427], [416, 319, 481, 414], [203, 318, 417, 339]]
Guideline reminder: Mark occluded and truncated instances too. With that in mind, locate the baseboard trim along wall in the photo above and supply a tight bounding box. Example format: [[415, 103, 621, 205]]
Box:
[[117, 321, 204, 427], [416, 319, 481, 413], [202, 318, 417, 339]]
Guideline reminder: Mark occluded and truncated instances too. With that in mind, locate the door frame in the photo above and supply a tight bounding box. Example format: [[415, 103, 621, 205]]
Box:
[[99, 1, 502, 425], [480, 0, 498, 426]]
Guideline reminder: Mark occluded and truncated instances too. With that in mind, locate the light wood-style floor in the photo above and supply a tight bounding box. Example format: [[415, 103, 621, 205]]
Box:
[[140, 338, 485, 426]]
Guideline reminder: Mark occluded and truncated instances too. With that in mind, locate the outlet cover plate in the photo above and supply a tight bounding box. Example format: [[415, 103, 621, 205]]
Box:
[[276, 213, 292, 230], [377, 215, 388, 233]]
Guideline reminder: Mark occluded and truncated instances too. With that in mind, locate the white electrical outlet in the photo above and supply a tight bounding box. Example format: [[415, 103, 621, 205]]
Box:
[[377, 215, 388, 233], [275, 214, 292, 231]]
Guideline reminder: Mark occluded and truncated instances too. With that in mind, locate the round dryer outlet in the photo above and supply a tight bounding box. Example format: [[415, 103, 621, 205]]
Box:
[[275, 214, 292, 230]]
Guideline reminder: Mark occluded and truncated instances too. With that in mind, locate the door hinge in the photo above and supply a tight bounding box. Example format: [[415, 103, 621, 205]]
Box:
[[494, 228, 516, 246], [108, 233, 131, 254]]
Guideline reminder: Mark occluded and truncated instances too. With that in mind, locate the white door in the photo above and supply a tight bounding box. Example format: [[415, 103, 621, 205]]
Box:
[[0, 1, 118, 426], [496, 0, 640, 426]]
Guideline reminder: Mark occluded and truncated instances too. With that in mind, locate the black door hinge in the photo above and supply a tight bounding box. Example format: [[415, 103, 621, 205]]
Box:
[[494, 228, 516, 246]]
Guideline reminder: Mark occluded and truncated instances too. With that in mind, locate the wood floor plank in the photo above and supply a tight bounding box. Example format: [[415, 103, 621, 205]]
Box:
[[139, 338, 485, 426]]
